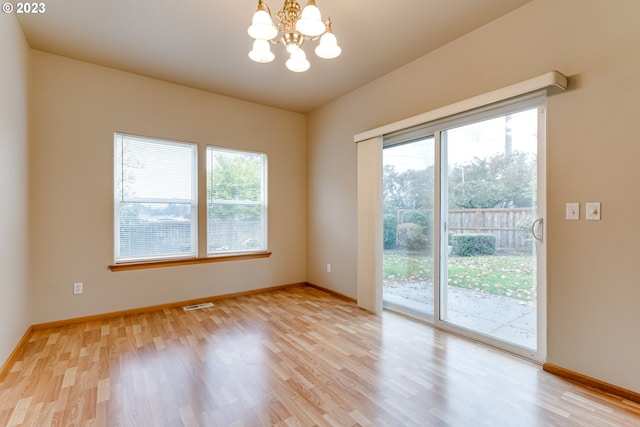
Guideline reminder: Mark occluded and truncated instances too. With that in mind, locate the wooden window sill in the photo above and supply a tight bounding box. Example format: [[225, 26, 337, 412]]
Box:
[[109, 252, 272, 272]]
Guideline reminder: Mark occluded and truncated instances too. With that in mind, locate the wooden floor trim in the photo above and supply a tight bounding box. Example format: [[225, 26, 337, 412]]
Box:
[[305, 282, 357, 303], [543, 363, 640, 404], [0, 326, 32, 382], [32, 282, 304, 330]]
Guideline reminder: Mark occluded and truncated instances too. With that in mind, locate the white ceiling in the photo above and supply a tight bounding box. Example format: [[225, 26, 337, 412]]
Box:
[[17, 0, 532, 113]]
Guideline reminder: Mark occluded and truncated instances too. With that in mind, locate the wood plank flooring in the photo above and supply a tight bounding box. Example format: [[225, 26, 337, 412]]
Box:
[[1, 286, 639, 426]]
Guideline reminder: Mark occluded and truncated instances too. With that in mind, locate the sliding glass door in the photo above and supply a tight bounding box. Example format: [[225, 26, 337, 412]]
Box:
[[382, 93, 546, 360], [382, 137, 435, 320], [440, 107, 542, 355]]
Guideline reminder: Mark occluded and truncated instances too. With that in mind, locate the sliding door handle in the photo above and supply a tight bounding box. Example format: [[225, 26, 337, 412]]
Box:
[[531, 218, 543, 243]]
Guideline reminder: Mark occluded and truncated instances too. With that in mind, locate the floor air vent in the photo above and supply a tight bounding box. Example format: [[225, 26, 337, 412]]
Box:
[[183, 302, 214, 311]]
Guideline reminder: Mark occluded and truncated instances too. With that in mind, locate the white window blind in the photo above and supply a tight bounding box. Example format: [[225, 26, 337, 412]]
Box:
[[114, 133, 197, 262], [206, 147, 267, 255]]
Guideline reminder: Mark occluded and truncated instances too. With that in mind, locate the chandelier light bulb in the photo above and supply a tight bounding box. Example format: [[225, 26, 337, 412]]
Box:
[[286, 42, 299, 54], [286, 48, 310, 72], [315, 31, 341, 59], [248, 7, 277, 40], [249, 39, 275, 63], [295, 1, 325, 37]]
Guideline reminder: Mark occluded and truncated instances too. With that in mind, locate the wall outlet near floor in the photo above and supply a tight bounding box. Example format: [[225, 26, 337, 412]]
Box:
[[326, 263, 331, 273], [73, 282, 83, 295]]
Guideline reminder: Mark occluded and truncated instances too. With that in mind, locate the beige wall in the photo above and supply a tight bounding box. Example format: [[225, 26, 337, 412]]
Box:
[[29, 51, 307, 324], [0, 14, 31, 363], [307, 0, 640, 392]]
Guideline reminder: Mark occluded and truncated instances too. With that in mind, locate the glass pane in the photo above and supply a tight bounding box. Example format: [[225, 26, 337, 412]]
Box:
[[442, 109, 538, 349], [383, 137, 435, 319], [207, 149, 264, 202], [207, 148, 266, 254], [118, 202, 195, 260], [207, 203, 265, 253]]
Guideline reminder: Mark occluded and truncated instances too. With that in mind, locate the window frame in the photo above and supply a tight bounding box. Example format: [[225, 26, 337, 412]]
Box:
[[111, 135, 271, 271], [206, 145, 268, 257], [113, 133, 198, 264]]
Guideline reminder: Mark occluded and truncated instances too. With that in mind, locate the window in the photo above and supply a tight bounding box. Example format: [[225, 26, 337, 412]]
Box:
[[114, 133, 197, 263], [207, 147, 267, 255]]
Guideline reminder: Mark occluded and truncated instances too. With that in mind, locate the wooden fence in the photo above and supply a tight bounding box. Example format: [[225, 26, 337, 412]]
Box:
[[397, 207, 535, 251], [448, 207, 535, 250]]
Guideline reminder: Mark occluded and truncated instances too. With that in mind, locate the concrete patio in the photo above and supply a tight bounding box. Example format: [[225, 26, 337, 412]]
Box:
[[384, 282, 537, 349]]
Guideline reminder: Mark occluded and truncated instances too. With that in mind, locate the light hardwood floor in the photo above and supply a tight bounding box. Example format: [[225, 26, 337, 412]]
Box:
[[1, 286, 639, 426]]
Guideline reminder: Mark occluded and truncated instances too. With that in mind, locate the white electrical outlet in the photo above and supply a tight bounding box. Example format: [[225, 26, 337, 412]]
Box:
[[73, 282, 83, 295], [326, 263, 331, 273]]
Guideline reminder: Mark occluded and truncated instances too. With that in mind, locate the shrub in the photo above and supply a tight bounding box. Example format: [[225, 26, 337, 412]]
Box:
[[383, 214, 397, 249], [397, 223, 428, 250], [402, 210, 430, 228], [451, 233, 496, 256]]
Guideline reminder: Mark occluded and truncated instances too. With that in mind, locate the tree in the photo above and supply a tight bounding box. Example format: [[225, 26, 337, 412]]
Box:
[[449, 151, 535, 209], [383, 165, 434, 214], [208, 154, 260, 200], [208, 153, 262, 220]]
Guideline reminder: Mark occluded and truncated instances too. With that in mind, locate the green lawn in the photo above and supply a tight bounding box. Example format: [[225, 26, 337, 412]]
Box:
[[383, 250, 536, 302]]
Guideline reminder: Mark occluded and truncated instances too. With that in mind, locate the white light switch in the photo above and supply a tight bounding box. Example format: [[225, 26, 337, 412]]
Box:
[[586, 202, 601, 220], [566, 202, 579, 220], [73, 282, 83, 295]]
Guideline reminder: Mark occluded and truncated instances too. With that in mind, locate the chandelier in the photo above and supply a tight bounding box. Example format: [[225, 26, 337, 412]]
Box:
[[247, 0, 342, 72]]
